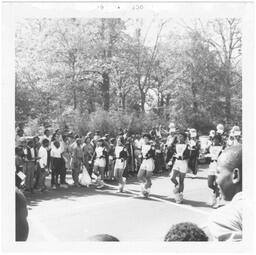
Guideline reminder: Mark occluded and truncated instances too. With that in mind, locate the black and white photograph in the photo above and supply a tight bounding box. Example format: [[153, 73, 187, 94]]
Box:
[[1, 0, 255, 253]]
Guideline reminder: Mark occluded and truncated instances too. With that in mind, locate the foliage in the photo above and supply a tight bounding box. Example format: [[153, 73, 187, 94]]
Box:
[[15, 18, 242, 133]]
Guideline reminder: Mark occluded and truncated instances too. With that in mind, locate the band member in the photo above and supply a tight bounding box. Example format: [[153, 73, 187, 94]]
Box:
[[92, 138, 108, 189], [114, 136, 128, 192], [170, 131, 190, 204], [206, 134, 224, 208], [137, 134, 155, 198], [187, 129, 200, 177]]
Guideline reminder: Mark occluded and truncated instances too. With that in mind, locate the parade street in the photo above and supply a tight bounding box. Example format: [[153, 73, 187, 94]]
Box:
[[25, 164, 216, 242]]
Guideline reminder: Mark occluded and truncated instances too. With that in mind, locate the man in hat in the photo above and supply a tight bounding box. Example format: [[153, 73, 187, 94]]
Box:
[[187, 128, 200, 178], [165, 125, 178, 171], [137, 133, 155, 197], [208, 145, 242, 241]]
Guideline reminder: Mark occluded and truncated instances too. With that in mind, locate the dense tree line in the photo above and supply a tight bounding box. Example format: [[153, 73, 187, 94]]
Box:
[[15, 18, 241, 135]]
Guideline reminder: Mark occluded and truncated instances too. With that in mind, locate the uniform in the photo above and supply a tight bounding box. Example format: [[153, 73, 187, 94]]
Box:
[[114, 145, 128, 192], [93, 146, 108, 188], [137, 143, 155, 197], [172, 144, 190, 174]]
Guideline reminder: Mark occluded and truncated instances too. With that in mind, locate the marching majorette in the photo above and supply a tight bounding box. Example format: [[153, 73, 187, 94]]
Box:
[[113, 136, 128, 192], [187, 128, 200, 177], [92, 138, 108, 189], [137, 133, 155, 198], [170, 131, 190, 204], [206, 134, 224, 208]]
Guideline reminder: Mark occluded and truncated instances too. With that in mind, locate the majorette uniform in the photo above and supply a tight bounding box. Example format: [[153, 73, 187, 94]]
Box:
[[93, 146, 108, 188], [114, 145, 128, 192], [139, 144, 155, 172], [94, 146, 107, 168], [172, 143, 190, 174], [114, 145, 128, 171], [138, 143, 155, 197], [208, 145, 223, 176]]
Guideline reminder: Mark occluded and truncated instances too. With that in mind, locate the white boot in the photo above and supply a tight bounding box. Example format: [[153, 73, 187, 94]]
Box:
[[96, 179, 104, 189], [179, 192, 184, 203], [213, 196, 221, 208], [175, 193, 181, 203], [207, 193, 217, 206], [173, 185, 179, 194]]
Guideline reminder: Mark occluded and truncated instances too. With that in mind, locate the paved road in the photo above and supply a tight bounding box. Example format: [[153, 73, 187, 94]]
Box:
[[25, 164, 215, 241]]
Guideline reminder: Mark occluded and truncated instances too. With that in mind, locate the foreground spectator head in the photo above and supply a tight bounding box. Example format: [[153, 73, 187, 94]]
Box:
[[216, 145, 242, 201], [87, 234, 119, 242], [164, 222, 208, 241], [16, 188, 29, 241]]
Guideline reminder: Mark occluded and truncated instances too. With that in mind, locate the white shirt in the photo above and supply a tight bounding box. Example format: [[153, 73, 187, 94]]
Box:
[[95, 147, 105, 158], [141, 144, 151, 158], [208, 192, 242, 241], [115, 146, 123, 158], [38, 146, 48, 168], [50, 145, 63, 158]]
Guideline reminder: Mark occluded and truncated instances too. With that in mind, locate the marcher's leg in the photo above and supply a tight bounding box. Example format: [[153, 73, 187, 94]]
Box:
[[170, 170, 179, 187], [145, 171, 153, 189]]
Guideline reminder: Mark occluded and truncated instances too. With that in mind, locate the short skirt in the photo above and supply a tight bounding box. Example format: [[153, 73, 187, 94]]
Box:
[[94, 158, 106, 168], [114, 159, 126, 170], [139, 158, 155, 172], [208, 161, 217, 176], [173, 159, 188, 174]]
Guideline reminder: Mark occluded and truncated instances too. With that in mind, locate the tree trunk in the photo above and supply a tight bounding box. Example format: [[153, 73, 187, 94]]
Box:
[[224, 62, 232, 123], [102, 72, 110, 111], [140, 91, 146, 113], [73, 88, 77, 110], [121, 94, 126, 111]]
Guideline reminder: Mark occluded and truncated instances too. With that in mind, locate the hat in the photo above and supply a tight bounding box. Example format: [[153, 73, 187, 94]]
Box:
[[216, 124, 224, 133], [231, 126, 241, 136], [97, 137, 104, 142], [143, 133, 152, 140], [189, 128, 197, 138], [209, 130, 215, 137]]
